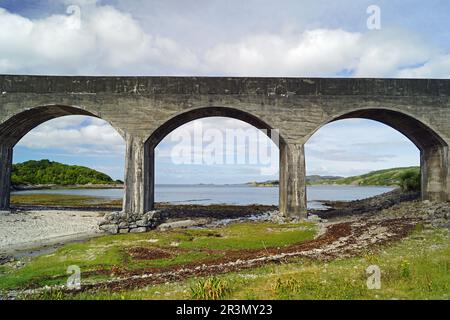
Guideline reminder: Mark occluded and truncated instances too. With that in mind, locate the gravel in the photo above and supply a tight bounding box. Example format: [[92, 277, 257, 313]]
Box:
[[0, 210, 105, 254]]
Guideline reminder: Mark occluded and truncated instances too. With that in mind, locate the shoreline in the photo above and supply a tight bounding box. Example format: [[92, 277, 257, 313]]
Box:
[[12, 184, 124, 191], [1, 189, 406, 260], [13, 183, 398, 191], [0, 204, 277, 259], [250, 183, 398, 188]]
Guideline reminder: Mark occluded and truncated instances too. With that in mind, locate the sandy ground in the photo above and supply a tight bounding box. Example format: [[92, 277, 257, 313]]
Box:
[[0, 210, 105, 254], [0, 205, 276, 257]]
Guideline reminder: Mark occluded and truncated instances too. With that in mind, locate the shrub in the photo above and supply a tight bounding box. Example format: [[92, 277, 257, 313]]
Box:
[[398, 169, 421, 191]]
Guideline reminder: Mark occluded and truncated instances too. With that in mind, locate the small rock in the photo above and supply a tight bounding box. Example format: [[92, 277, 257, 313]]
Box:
[[0, 255, 14, 265], [98, 218, 109, 227], [99, 224, 119, 234], [118, 222, 129, 229], [145, 210, 162, 220], [157, 219, 208, 231], [307, 214, 322, 222], [130, 227, 147, 233], [136, 219, 148, 227]]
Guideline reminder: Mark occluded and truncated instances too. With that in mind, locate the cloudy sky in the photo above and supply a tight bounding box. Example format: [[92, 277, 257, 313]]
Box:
[[2, 0, 448, 183]]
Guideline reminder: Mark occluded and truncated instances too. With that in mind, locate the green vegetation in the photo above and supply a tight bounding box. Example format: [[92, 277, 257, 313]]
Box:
[[248, 180, 279, 187], [10, 194, 122, 207], [250, 167, 420, 188], [11, 160, 123, 186], [10, 225, 449, 300], [398, 169, 421, 191], [322, 167, 420, 187], [190, 277, 230, 300], [0, 221, 317, 292]]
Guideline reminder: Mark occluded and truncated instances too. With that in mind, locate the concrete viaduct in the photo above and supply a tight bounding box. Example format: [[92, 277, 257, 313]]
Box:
[[0, 75, 449, 219]]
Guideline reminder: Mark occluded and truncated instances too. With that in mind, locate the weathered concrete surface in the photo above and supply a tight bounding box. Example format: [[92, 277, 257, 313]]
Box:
[[279, 144, 307, 217], [0, 144, 12, 210], [122, 135, 154, 216], [1, 76, 449, 220], [421, 146, 449, 201]]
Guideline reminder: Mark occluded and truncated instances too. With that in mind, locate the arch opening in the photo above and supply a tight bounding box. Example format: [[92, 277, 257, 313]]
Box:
[[332, 109, 447, 151], [138, 107, 285, 213], [146, 107, 285, 149], [0, 106, 125, 211], [305, 109, 448, 206]]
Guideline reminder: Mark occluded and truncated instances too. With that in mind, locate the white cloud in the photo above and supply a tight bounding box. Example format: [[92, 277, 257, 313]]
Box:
[[202, 28, 445, 77], [17, 116, 125, 155], [355, 30, 435, 77], [397, 53, 450, 78], [0, 5, 198, 74], [1, 3, 448, 78], [304, 119, 419, 176], [203, 29, 361, 76]]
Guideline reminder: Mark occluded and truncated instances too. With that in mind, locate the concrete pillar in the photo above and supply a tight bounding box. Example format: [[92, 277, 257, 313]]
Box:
[[0, 144, 13, 210], [448, 148, 450, 201], [279, 143, 307, 218], [421, 145, 449, 201], [122, 136, 154, 216]]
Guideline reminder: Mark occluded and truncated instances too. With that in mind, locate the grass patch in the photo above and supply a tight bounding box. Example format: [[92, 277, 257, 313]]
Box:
[[190, 277, 230, 300], [48, 226, 449, 300], [11, 194, 121, 207], [0, 221, 317, 292], [4, 219, 448, 300]]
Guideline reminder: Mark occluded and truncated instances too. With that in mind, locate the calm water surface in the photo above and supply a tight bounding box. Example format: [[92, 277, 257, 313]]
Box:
[[13, 184, 395, 209]]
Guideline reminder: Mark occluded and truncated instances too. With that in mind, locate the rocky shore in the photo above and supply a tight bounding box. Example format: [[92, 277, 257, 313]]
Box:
[[311, 189, 420, 218], [98, 204, 277, 234], [1, 191, 448, 263]]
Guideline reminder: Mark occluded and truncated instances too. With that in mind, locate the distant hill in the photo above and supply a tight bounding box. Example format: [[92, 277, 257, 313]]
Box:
[[248, 175, 342, 187], [318, 167, 420, 186], [249, 167, 420, 187], [306, 175, 343, 184], [11, 160, 123, 186]]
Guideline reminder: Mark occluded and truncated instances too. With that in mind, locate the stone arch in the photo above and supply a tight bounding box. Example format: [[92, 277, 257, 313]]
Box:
[[0, 104, 126, 210], [304, 108, 449, 202], [146, 106, 286, 148], [123, 106, 287, 216], [0, 104, 125, 146]]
